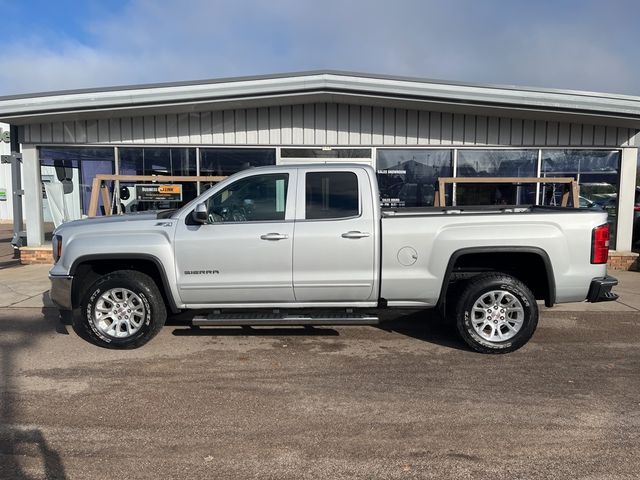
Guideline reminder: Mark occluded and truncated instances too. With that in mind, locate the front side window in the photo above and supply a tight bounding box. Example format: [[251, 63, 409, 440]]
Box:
[[204, 174, 288, 223], [305, 172, 359, 220]]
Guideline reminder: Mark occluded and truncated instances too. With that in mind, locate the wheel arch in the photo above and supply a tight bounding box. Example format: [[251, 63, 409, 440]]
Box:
[[69, 254, 180, 314], [437, 246, 556, 313]]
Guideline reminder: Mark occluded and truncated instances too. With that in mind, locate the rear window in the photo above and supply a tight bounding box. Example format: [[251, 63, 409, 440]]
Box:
[[305, 172, 359, 219]]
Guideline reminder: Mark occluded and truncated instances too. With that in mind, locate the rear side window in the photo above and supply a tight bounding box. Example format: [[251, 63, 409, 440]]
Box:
[[305, 172, 359, 219]]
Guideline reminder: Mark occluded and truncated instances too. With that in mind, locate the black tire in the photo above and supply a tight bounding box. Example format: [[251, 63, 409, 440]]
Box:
[[455, 273, 538, 354], [75, 270, 166, 349]]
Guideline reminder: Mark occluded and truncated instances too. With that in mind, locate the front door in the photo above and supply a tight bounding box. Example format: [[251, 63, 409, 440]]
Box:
[[292, 168, 376, 302], [174, 171, 296, 305]]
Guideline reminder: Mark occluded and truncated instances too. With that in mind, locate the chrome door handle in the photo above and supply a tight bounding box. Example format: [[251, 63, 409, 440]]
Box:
[[341, 231, 371, 239], [260, 233, 289, 241]]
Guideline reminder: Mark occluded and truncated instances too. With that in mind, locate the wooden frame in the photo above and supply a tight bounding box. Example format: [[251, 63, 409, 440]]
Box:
[[433, 176, 579, 208], [88, 174, 227, 217]]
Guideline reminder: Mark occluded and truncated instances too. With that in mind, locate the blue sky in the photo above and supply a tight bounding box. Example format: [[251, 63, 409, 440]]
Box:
[[0, 0, 638, 96]]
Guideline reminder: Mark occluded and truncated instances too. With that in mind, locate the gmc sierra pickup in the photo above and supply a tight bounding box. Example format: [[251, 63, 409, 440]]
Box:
[[49, 164, 618, 353]]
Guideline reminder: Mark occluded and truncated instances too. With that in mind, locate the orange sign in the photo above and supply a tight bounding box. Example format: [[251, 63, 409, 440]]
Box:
[[158, 185, 181, 194], [135, 183, 183, 202]]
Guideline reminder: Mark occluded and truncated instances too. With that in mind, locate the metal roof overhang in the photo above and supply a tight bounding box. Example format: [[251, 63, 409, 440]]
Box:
[[1, 71, 640, 128]]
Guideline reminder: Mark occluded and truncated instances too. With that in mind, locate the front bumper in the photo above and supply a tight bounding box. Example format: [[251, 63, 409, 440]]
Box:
[[49, 274, 73, 310], [586, 275, 618, 303]]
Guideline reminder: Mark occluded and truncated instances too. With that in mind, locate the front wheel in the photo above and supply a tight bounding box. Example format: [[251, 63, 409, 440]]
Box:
[[455, 274, 538, 354], [76, 270, 166, 349]]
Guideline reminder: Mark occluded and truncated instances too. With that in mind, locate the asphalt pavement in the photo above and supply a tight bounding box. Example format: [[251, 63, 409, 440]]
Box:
[[1, 303, 639, 479]]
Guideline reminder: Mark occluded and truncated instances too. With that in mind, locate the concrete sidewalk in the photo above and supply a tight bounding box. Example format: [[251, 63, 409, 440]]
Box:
[[0, 262, 638, 312], [0, 264, 55, 308]]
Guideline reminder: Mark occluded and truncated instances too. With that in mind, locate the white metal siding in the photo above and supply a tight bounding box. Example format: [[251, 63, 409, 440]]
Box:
[[19, 103, 639, 147]]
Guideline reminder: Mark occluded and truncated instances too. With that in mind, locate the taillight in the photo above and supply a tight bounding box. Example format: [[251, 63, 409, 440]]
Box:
[[591, 224, 609, 264], [634, 205, 640, 212]]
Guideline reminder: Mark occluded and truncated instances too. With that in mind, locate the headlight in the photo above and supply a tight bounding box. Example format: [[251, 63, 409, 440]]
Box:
[[52, 235, 62, 262]]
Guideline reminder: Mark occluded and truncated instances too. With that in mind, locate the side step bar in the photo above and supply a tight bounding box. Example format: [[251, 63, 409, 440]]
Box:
[[192, 312, 379, 327]]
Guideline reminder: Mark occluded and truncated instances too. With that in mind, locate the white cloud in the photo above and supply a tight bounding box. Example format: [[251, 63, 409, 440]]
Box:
[[0, 0, 637, 95]]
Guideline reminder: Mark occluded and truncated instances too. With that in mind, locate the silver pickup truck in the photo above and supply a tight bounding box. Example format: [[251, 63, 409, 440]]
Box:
[[49, 164, 617, 353]]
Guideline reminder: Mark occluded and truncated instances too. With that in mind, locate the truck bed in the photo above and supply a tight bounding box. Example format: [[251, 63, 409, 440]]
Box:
[[382, 205, 599, 217], [379, 205, 609, 306]]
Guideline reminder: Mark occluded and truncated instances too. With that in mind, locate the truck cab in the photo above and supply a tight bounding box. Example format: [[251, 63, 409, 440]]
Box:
[[174, 165, 379, 307]]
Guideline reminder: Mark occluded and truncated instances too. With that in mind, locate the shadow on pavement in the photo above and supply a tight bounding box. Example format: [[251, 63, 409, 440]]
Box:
[[377, 309, 472, 352], [168, 308, 472, 351], [50, 298, 470, 352], [0, 259, 20, 270], [53, 302, 74, 336], [0, 304, 68, 479]]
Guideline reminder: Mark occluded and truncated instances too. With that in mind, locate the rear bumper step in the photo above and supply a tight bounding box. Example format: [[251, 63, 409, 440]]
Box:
[[587, 275, 619, 303], [192, 313, 379, 327]]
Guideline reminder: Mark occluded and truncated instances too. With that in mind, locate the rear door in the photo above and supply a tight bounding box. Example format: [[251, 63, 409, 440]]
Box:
[[292, 168, 377, 302]]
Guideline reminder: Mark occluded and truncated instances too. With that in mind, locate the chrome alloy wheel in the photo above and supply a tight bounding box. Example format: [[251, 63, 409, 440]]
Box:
[[470, 290, 524, 342], [93, 288, 146, 338]]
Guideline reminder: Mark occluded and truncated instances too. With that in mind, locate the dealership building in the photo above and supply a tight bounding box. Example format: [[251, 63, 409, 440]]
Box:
[[0, 71, 638, 266]]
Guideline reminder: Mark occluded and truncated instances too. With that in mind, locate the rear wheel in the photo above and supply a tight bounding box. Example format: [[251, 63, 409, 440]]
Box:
[[76, 270, 166, 349], [455, 273, 538, 354]]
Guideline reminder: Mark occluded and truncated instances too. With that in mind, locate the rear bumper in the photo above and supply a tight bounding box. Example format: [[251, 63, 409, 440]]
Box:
[[49, 274, 73, 310], [586, 275, 618, 303]]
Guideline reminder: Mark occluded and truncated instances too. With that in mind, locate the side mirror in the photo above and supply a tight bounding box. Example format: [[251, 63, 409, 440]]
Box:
[[194, 203, 208, 224]]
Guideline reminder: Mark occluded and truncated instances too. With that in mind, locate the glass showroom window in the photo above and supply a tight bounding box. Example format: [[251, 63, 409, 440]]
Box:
[[199, 148, 276, 190], [376, 149, 452, 208], [281, 148, 372, 159], [118, 148, 197, 213], [541, 149, 621, 248], [40, 147, 115, 235], [456, 150, 538, 206]]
